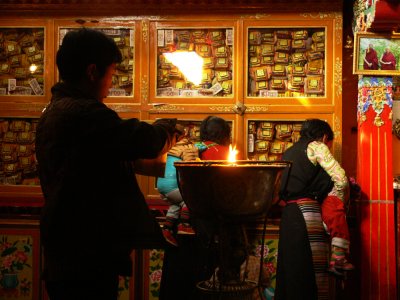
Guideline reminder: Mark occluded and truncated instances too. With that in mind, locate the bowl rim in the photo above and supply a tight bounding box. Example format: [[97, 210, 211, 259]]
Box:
[[174, 160, 291, 168]]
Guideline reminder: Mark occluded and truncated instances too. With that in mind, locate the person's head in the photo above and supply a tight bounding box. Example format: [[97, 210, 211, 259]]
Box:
[[368, 43, 373, 49], [200, 116, 231, 146], [56, 27, 122, 101], [385, 48, 391, 53], [300, 119, 334, 145]]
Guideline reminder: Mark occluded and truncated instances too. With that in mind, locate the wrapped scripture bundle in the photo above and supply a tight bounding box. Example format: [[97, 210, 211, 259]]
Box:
[[275, 124, 293, 140], [288, 65, 306, 77], [292, 39, 307, 51], [275, 39, 292, 52], [249, 45, 261, 57], [292, 30, 308, 40], [248, 31, 262, 45], [255, 140, 270, 152], [249, 66, 270, 82], [271, 64, 287, 77], [213, 45, 230, 58], [215, 57, 230, 69], [260, 56, 274, 65], [260, 44, 274, 56], [269, 78, 287, 90], [269, 140, 286, 154], [261, 32, 275, 44], [312, 31, 325, 43], [304, 75, 324, 94], [274, 52, 289, 64]]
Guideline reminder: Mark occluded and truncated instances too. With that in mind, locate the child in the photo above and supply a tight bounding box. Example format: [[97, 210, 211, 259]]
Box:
[[322, 184, 355, 276], [195, 116, 231, 160], [310, 131, 355, 276], [157, 136, 198, 246]]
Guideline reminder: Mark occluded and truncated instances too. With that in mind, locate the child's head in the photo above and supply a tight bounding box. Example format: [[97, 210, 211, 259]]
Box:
[[200, 116, 231, 146], [300, 119, 334, 143]]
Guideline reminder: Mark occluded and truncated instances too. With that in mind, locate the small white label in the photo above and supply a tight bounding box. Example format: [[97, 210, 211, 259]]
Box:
[[210, 83, 223, 95], [29, 78, 43, 95], [165, 30, 174, 45], [108, 88, 126, 97], [130, 29, 135, 47], [259, 90, 278, 97], [179, 89, 199, 97], [248, 134, 254, 153], [226, 29, 233, 46], [8, 79, 16, 92], [157, 30, 165, 47], [157, 87, 179, 97]]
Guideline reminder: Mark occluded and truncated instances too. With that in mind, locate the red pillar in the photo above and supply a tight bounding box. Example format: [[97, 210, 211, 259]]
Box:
[[357, 77, 397, 300]]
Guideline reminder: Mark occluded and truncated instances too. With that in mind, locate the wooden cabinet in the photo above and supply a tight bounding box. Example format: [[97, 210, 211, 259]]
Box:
[[149, 20, 238, 104], [0, 11, 343, 300], [0, 13, 343, 197], [0, 19, 53, 106]]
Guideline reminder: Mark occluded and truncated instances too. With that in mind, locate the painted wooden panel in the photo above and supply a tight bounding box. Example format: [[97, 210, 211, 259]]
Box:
[[0, 226, 40, 300]]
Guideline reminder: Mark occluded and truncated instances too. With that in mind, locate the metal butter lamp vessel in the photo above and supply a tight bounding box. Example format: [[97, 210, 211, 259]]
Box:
[[175, 157, 291, 300]]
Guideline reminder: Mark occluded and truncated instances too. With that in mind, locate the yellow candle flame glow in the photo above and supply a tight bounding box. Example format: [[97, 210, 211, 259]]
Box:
[[228, 144, 238, 162]]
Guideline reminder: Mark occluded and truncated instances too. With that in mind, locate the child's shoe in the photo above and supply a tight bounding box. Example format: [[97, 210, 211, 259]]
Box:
[[328, 258, 354, 277], [328, 264, 344, 277], [177, 223, 195, 235], [333, 258, 354, 271], [328, 245, 354, 276], [162, 228, 178, 246]]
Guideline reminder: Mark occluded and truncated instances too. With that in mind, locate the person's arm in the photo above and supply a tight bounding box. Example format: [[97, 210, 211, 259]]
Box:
[[379, 53, 384, 64], [307, 141, 348, 201], [84, 103, 180, 161], [364, 50, 373, 67], [379, 53, 387, 65]]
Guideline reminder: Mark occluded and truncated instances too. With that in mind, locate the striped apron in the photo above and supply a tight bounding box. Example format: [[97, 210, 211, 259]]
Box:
[[275, 198, 329, 300]]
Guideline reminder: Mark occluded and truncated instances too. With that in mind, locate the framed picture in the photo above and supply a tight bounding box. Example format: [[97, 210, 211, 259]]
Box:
[[353, 32, 400, 75]]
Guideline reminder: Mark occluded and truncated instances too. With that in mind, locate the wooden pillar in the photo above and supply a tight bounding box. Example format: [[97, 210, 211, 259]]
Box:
[[357, 77, 397, 300]]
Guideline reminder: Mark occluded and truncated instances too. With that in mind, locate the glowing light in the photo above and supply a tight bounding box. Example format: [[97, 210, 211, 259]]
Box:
[[29, 64, 37, 73], [228, 144, 238, 163], [163, 51, 204, 85]]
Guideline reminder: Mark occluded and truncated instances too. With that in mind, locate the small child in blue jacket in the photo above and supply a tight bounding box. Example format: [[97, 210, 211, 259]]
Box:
[[157, 137, 198, 246]]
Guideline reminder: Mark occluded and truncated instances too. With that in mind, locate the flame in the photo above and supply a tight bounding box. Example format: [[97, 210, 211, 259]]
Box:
[[228, 144, 238, 162]]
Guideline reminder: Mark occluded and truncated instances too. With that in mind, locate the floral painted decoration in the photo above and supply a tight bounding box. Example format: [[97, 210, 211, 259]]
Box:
[[0, 235, 33, 296], [0, 237, 32, 276], [357, 77, 393, 126]]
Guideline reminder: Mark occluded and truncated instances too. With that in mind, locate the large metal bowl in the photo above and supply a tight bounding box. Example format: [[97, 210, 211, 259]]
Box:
[[175, 160, 290, 221]]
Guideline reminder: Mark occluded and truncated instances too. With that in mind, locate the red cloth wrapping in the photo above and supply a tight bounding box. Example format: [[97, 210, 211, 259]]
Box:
[[380, 51, 396, 70], [363, 47, 379, 70]]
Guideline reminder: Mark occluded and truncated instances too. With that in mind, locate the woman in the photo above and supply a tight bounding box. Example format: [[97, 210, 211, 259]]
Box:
[[275, 119, 339, 300]]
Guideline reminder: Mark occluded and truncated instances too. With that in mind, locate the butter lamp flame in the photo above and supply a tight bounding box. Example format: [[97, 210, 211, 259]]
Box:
[[227, 144, 238, 163]]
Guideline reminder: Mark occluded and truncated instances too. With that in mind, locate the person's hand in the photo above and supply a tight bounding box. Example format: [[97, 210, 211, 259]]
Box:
[[343, 184, 350, 208]]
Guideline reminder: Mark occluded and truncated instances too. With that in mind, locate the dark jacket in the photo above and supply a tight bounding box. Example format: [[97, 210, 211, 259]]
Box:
[[280, 137, 333, 202], [36, 82, 169, 280]]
